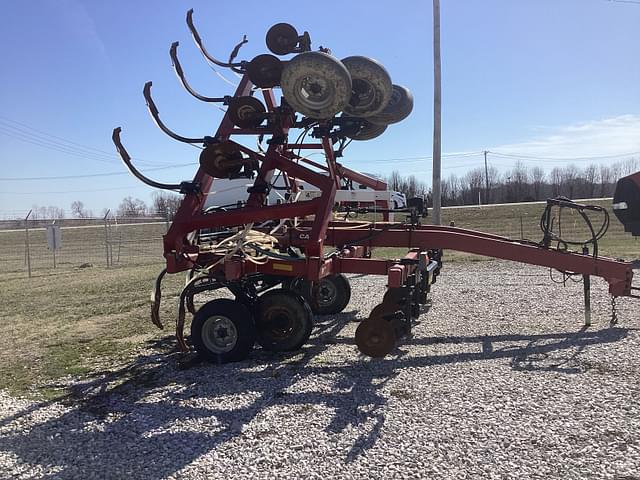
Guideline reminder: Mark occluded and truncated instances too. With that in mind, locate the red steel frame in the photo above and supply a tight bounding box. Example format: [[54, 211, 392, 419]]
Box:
[[162, 75, 635, 298]]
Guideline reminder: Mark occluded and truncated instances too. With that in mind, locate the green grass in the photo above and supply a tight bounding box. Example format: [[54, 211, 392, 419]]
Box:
[[0, 263, 183, 399]]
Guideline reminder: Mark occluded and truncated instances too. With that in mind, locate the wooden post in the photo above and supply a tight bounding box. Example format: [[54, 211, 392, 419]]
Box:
[[432, 0, 442, 225], [24, 210, 32, 278], [103, 210, 111, 267], [484, 150, 490, 203]]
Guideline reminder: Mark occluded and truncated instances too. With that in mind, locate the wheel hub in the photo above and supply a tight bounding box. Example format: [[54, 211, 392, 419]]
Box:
[[316, 279, 337, 307], [202, 316, 238, 354]]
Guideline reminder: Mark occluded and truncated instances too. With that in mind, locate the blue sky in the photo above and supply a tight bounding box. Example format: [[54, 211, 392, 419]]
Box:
[[0, 0, 639, 217]]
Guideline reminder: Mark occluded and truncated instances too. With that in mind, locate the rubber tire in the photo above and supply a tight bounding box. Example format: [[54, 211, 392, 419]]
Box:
[[246, 54, 283, 88], [190, 299, 256, 363], [341, 56, 392, 118], [312, 274, 351, 315], [342, 116, 387, 141], [255, 289, 313, 352], [284, 275, 351, 315], [368, 84, 414, 125], [266, 23, 299, 55], [228, 96, 266, 129], [281, 52, 352, 120]]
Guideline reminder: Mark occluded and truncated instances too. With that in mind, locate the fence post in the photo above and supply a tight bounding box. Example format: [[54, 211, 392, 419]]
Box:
[[24, 210, 32, 278], [103, 210, 111, 267], [520, 215, 524, 240]]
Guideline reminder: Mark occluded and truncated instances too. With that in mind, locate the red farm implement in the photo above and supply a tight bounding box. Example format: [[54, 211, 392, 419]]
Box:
[[113, 11, 639, 362]]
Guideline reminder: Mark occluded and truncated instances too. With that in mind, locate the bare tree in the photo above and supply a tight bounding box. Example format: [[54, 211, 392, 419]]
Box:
[[549, 168, 562, 197], [583, 164, 598, 198], [71, 201, 89, 218], [118, 197, 147, 217], [599, 165, 613, 197], [510, 161, 530, 201], [531, 166, 546, 200], [485, 165, 500, 203], [561, 164, 580, 199], [463, 167, 484, 204], [151, 192, 182, 220], [387, 171, 402, 192]]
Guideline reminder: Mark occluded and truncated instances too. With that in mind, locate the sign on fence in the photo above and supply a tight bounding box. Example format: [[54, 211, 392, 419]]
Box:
[[46, 225, 62, 250]]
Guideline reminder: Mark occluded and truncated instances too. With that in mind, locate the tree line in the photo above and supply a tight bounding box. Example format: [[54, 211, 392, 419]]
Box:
[[27, 157, 640, 220], [385, 157, 639, 206]]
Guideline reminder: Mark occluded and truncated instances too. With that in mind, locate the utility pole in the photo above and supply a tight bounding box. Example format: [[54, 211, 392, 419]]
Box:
[[432, 0, 442, 225], [484, 150, 490, 204]]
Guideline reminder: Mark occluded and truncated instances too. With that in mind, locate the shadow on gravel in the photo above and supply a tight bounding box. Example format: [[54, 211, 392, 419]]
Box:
[[0, 318, 632, 478]]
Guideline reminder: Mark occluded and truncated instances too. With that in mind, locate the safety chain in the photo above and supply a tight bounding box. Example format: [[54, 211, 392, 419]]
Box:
[[610, 295, 619, 326]]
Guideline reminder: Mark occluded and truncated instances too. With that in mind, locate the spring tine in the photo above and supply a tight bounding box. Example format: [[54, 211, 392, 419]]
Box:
[[170, 42, 227, 103], [143, 81, 206, 144]]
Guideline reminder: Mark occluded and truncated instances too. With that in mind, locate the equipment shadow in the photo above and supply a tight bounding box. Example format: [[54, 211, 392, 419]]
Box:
[[0, 312, 631, 479]]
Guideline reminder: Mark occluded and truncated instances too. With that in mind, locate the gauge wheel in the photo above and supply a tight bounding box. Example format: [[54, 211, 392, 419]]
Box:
[[368, 84, 414, 125], [281, 51, 352, 120], [342, 116, 387, 141], [246, 54, 284, 88], [311, 274, 351, 315], [255, 289, 313, 352], [199, 142, 244, 178], [266, 23, 299, 55], [341, 56, 392, 118], [191, 299, 256, 363], [228, 96, 266, 128]]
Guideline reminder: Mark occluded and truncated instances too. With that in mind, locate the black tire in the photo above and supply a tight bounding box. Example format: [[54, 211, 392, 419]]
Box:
[[190, 299, 256, 363], [368, 84, 414, 125], [255, 289, 313, 351], [266, 23, 299, 55], [281, 52, 352, 119], [312, 274, 351, 315], [341, 116, 387, 141], [284, 275, 351, 315], [341, 56, 392, 118], [246, 54, 283, 88], [228, 96, 266, 128]]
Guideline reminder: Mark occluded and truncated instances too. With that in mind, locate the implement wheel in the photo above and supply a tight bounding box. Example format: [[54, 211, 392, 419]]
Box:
[[281, 52, 352, 119], [284, 275, 351, 315], [312, 274, 351, 315], [341, 115, 387, 141], [266, 23, 299, 55], [228, 96, 266, 128], [247, 54, 283, 88], [341, 56, 392, 118], [191, 299, 256, 363], [255, 289, 313, 352], [368, 84, 414, 125]]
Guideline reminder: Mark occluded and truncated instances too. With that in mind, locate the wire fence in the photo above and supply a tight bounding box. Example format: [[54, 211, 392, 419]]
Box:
[[0, 216, 168, 276], [1, 205, 638, 278]]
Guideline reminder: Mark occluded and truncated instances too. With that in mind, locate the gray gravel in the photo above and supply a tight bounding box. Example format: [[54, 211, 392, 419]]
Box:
[[1, 260, 639, 479]]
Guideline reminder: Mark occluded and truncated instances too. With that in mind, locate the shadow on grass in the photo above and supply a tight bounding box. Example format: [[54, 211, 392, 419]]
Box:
[[0, 315, 632, 479]]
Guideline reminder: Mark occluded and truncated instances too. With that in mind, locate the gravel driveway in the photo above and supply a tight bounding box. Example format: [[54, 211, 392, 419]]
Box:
[[1, 260, 639, 479]]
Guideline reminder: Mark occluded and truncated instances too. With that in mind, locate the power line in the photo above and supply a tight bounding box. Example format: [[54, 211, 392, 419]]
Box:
[[490, 150, 640, 162], [0, 163, 197, 181], [607, 0, 640, 4], [0, 185, 151, 195], [0, 117, 177, 167]]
